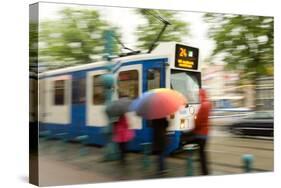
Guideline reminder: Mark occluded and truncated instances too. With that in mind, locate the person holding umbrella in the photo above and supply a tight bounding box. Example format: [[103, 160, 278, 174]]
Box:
[[112, 114, 135, 165], [106, 96, 135, 165], [149, 117, 169, 175], [130, 88, 187, 175]]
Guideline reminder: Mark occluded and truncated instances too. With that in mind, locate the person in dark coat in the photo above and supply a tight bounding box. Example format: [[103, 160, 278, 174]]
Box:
[[149, 117, 169, 175]]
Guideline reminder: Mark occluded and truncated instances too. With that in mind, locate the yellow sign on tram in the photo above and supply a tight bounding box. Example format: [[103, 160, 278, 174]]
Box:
[[175, 44, 199, 70]]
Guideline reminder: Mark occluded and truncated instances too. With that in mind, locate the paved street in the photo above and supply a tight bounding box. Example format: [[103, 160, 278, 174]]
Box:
[[38, 127, 273, 186]]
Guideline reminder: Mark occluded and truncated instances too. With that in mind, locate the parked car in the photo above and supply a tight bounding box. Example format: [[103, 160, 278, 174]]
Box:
[[228, 111, 273, 137], [209, 108, 253, 126]]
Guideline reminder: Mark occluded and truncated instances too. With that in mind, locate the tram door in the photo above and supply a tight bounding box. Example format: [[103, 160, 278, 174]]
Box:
[[143, 60, 166, 92], [71, 73, 86, 136], [141, 60, 166, 142]]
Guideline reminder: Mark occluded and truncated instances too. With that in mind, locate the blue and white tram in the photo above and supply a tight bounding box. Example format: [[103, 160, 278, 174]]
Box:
[[38, 42, 201, 153]]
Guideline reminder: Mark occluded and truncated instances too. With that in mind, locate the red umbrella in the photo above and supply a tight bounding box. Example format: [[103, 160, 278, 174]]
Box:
[[130, 88, 187, 120]]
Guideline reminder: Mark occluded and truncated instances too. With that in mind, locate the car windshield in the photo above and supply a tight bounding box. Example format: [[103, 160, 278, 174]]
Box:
[[171, 70, 200, 104]]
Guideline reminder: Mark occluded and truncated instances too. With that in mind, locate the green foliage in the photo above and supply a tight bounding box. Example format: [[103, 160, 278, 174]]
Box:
[[29, 22, 38, 64], [204, 13, 273, 80], [136, 9, 190, 51], [39, 8, 121, 69]]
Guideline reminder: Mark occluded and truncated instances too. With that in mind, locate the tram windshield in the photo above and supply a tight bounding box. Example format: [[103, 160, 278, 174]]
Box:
[[171, 69, 200, 104]]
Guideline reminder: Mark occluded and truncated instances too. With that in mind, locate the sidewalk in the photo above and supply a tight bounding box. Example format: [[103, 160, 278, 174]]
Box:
[[38, 139, 229, 186], [38, 138, 269, 186]]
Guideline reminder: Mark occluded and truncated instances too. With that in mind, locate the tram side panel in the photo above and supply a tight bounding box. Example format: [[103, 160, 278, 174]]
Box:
[[85, 68, 110, 145], [39, 75, 73, 137]]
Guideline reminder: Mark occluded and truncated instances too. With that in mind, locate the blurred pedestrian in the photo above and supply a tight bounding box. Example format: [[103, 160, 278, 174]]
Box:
[[184, 89, 212, 175], [149, 117, 169, 175], [112, 114, 135, 165]]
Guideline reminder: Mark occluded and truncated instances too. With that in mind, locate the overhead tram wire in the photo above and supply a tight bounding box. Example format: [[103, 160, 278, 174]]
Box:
[[113, 35, 135, 52], [106, 9, 171, 57], [111, 34, 141, 57], [141, 9, 171, 53]]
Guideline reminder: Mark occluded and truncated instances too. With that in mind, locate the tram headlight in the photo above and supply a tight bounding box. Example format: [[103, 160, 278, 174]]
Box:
[[180, 119, 186, 129], [189, 105, 195, 115]]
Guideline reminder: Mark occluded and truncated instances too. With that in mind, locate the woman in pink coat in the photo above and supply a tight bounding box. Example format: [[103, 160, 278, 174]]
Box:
[[112, 114, 135, 164]]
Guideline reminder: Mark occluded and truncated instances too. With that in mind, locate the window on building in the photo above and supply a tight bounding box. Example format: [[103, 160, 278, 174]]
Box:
[[147, 68, 161, 90], [118, 70, 139, 99], [54, 80, 65, 105], [93, 75, 105, 105], [72, 78, 85, 104]]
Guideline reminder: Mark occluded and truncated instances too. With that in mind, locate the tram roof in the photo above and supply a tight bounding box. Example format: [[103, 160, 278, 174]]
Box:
[[38, 42, 199, 78]]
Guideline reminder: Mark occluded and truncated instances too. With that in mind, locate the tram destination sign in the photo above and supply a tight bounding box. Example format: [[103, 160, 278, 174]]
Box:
[[175, 44, 199, 70]]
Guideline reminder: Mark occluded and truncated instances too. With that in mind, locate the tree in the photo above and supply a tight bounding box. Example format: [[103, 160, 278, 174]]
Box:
[[204, 13, 273, 82], [136, 9, 190, 51], [39, 8, 121, 69], [30, 22, 38, 65]]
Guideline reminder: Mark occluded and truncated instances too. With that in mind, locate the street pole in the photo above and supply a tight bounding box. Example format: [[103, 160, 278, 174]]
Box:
[[242, 154, 254, 172], [102, 29, 119, 161]]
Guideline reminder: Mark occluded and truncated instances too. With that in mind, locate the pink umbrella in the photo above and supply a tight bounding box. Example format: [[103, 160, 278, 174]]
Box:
[[130, 88, 187, 120]]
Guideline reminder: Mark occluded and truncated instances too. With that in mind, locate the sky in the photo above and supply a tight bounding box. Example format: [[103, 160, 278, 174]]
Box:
[[39, 2, 215, 63]]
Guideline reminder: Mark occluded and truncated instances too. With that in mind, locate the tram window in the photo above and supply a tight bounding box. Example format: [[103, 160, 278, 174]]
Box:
[[171, 70, 200, 104], [93, 75, 105, 105], [72, 79, 85, 104], [54, 80, 65, 105], [118, 70, 139, 99], [147, 68, 160, 90]]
